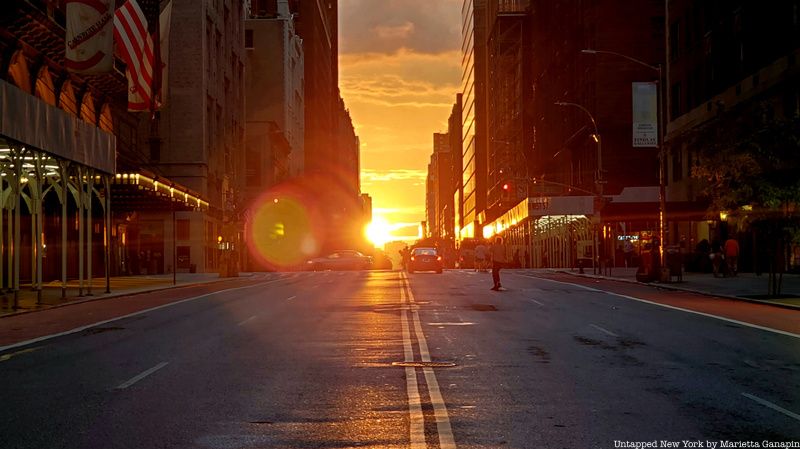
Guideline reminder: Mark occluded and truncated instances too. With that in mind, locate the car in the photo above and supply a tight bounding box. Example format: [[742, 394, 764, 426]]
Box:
[[305, 250, 373, 271], [408, 247, 443, 274]]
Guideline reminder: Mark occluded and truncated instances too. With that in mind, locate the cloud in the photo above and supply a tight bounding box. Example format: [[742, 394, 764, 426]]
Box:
[[340, 51, 462, 108], [340, 50, 461, 172], [339, 0, 462, 55], [362, 169, 427, 183]]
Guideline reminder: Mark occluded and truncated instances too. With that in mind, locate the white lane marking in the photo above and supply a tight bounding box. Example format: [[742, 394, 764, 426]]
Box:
[[403, 272, 456, 449], [115, 362, 169, 390], [589, 324, 619, 338], [286, 296, 297, 301], [742, 393, 800, 422], [514, 274, 800, 340], [529, 298, 544, 306], [428, 322, 475, 326], [237, 316, 257, 326], [0, 279, 286, 354], [399, 281, 426, 449]]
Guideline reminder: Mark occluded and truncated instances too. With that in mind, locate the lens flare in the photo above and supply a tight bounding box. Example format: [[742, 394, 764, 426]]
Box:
[[245, 187, 324, 270]]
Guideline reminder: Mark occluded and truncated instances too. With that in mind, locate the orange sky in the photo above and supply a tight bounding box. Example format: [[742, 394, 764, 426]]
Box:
[[338, 0, 462, 242]]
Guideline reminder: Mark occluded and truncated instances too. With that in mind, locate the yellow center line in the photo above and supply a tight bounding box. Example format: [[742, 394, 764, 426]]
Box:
[[400, 274, 426, 449], [0, 346, 42, 362], [402, 271, 457, 449]]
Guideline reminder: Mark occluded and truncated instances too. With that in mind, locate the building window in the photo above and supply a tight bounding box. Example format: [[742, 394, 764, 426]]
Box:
[[672, 147, 683, 183], [177, 219, 190, 240], [669, 20, 681, 61], [670, 82, 682, 120], [177, 246, 191, 270], [245, 29, 254, 49]]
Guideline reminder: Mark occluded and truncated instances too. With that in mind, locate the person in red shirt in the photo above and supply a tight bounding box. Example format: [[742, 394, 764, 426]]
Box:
[[724, 237, 740, 277]]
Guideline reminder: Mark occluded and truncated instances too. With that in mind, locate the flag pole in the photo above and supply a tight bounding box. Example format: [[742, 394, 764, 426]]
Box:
[[147, 0, 162, 162]]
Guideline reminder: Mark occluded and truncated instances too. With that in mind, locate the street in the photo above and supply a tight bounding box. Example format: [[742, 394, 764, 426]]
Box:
[[1, 270, 799, 448]]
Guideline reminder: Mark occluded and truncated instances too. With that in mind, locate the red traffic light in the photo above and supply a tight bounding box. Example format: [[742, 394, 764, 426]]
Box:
[[503, 183, 510, 190]]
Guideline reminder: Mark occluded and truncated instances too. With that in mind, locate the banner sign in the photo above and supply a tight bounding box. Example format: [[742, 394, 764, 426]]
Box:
[[632, 82, 658, 147], [65, 0, 114, 74]]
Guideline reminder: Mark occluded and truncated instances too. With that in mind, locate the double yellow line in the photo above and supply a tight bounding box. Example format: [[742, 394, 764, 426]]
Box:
[[399, 271, 456, 449]]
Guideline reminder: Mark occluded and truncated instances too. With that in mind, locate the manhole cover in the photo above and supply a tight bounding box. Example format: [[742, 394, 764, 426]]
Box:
[[391, 361, 457, 368]]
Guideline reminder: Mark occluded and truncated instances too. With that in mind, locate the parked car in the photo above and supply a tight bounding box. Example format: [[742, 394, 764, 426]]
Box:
[[305, 250, 373, 271], [408, 247, 443, 273]]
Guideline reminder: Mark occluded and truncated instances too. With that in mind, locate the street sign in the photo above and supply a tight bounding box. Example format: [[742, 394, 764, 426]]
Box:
[[632, 82, 658, 147]]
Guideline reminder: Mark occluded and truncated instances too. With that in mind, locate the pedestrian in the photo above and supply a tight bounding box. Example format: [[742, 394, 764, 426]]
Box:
[[710, 239, 724, 278], [474, 242, 488, 272], [490, 236, 508, 291], [623, 238, 634, 268], [524, 248, 530, 269], [724, 236, 740, 276], [513, 248, 521, 268]]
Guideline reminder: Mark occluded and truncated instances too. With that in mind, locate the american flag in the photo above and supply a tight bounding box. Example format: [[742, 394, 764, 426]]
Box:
[[113, 0, 155, 111]]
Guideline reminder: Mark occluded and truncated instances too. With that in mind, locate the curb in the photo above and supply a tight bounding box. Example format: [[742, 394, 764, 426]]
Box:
[[0, 274, 257, 319], [553, 269, 800, 311]]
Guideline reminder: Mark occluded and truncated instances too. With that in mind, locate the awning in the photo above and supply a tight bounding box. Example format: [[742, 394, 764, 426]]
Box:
[[112, 171, 209, 212]]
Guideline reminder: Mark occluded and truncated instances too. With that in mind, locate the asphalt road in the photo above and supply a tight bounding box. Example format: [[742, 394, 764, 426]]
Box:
[[0, 269, 798, 449]]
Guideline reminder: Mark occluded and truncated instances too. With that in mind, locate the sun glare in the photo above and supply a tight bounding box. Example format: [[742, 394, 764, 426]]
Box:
[[366, 217, 393, 248]]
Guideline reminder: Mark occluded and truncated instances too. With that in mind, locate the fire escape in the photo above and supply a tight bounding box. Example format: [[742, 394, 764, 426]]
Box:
[[486, 2, 528, 221]]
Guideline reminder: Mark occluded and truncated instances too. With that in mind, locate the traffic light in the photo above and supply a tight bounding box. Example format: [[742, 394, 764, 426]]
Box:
[[501, 182, 513, 202]]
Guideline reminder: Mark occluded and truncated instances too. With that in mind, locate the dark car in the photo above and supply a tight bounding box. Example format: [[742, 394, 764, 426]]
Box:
[[305, 250, 373, 271], [408, 247, 443, 274]]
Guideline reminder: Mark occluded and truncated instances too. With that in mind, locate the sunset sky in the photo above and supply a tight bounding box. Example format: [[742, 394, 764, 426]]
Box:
[[338, 0, 462, 243]]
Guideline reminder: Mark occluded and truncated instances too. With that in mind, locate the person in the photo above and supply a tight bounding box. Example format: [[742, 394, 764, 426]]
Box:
[[623, 238, 634, 268], [710, 239, 724, 278], [724, 236, 740, 277], [489, 236, 508, 291], [474, 242, 488, 272]]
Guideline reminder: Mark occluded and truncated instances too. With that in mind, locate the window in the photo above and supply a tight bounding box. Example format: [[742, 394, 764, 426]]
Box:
[[177, 219, 190, 240], [669, 20, 681, 61], [245, 29, 254, 49], [670, 82, 682, 120], [177, 246, 191, 269]]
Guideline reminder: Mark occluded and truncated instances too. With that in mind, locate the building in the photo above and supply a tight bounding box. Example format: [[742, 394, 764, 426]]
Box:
[[485, 0, 532, 221], [330, 93, 365, 251], [459, 0, 489, 241], [477, 0, 666, 270], [0, 0, 208, 304], [244, 2, 304, 203], [448, 94, 464, 242], [157, 0, 246, 274], [665, 0, 800, 273]]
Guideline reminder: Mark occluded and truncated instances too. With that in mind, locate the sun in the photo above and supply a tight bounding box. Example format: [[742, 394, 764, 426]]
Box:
[[365, 217, 393, 248]]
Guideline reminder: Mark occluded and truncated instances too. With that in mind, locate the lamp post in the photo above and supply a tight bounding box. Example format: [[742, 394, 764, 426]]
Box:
[[555, 101, 603, 274], [581, 48, 666, 269]]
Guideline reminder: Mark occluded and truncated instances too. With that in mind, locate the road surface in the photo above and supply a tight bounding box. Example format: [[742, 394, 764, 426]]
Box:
[[1, 270, 798, 448]]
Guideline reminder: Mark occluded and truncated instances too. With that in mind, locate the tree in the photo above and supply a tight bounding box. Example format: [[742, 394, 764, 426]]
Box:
[[691, 103, 800, 296]]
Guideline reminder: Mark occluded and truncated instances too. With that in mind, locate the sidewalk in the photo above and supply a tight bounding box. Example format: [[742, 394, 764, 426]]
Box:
[[553, 267, 800, 310], [0, 273, 243, 318]]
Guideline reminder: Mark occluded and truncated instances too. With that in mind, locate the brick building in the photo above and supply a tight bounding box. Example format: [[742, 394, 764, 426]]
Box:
[[158, 0, 246, 274]]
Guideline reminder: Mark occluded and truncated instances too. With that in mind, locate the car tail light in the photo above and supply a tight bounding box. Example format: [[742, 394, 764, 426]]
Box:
[[437, 256, 442, 261]]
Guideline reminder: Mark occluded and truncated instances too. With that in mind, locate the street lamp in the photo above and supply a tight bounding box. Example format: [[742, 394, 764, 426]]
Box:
[[581, 48, 667, 269], [555, 101, 604, 274]]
